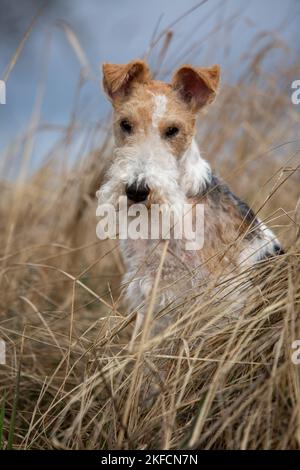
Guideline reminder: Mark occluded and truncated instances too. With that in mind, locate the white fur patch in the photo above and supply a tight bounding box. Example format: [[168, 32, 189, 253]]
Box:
[[98, 136, 186, 215], [179, 139, 212, 196], [239, 219, 280, 266], [258, 220, 279, 245], [151, 94, 167, 128]]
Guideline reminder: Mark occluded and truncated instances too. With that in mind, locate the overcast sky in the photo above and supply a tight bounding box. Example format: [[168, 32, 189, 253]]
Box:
[[0, 0, 299, 172]]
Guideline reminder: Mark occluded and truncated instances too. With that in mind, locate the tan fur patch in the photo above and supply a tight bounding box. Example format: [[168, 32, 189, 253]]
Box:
[[172, 64, 220, 111], [102, 60, 220, 157], [102, 60, 151, 100], [112, 81, 196, 154]]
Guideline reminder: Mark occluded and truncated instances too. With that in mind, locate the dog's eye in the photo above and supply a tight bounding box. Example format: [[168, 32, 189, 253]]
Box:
[[120, 119, 133, 134], [164, 126, 179, 138]]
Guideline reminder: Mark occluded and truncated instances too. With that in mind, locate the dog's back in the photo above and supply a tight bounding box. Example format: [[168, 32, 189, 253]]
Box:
[[189, 174, 283, 276]]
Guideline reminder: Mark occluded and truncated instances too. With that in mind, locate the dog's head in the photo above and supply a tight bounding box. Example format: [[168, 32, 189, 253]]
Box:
[[98, 59, 220, 212]]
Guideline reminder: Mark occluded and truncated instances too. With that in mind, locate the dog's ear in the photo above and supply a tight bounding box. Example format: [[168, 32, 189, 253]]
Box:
[[102, 59, 151, 101], [172, 64, 220, 111]]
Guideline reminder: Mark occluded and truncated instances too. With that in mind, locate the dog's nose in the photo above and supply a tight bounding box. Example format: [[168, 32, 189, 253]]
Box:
[[125, 182, 150, 203]]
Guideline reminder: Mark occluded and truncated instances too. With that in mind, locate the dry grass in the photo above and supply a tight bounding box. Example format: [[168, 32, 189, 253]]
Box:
[[0, 5, 300, 449]]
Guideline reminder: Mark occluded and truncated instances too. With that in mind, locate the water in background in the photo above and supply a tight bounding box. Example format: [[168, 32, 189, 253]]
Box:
[[0, 0, 299, 177]]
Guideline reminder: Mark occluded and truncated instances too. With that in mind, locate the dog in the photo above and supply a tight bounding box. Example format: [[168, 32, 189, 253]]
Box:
[[97, 59, 283, 339]]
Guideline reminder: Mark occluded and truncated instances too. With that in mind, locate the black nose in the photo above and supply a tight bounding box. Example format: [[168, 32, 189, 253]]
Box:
[[125, 181, 150, 203]]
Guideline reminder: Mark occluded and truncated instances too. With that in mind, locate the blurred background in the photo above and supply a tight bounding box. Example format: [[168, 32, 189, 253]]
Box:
[[0, 0, 300, 176], [0, 0, 300, 450]]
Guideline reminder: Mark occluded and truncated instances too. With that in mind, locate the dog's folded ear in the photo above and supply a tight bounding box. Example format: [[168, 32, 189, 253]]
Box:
[[102, 59, 151, 100], [172, 64, 220, 111]]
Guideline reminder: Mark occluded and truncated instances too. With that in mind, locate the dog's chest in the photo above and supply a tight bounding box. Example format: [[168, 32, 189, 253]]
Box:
[[120, 238, 207, 284]]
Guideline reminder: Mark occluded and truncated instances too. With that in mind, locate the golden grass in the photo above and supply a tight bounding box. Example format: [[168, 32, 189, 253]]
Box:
[[0, 6, 300, 449]]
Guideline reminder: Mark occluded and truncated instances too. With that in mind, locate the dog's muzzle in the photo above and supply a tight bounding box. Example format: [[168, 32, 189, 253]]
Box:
[[125, 181, 150, 203]]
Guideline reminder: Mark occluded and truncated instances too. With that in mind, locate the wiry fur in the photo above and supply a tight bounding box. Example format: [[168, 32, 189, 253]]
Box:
[[97, 59, 282, 337]]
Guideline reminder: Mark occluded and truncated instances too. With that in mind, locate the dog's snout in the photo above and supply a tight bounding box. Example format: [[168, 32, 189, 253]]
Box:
[[125, 181, 150, 203]]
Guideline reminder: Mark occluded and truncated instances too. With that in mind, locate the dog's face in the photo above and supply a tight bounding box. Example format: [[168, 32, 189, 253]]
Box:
[[98, 59, 220, 211]]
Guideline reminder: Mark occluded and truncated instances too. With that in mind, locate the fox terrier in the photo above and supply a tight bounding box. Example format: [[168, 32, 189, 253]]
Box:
[[97, 59, 283, 337]]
